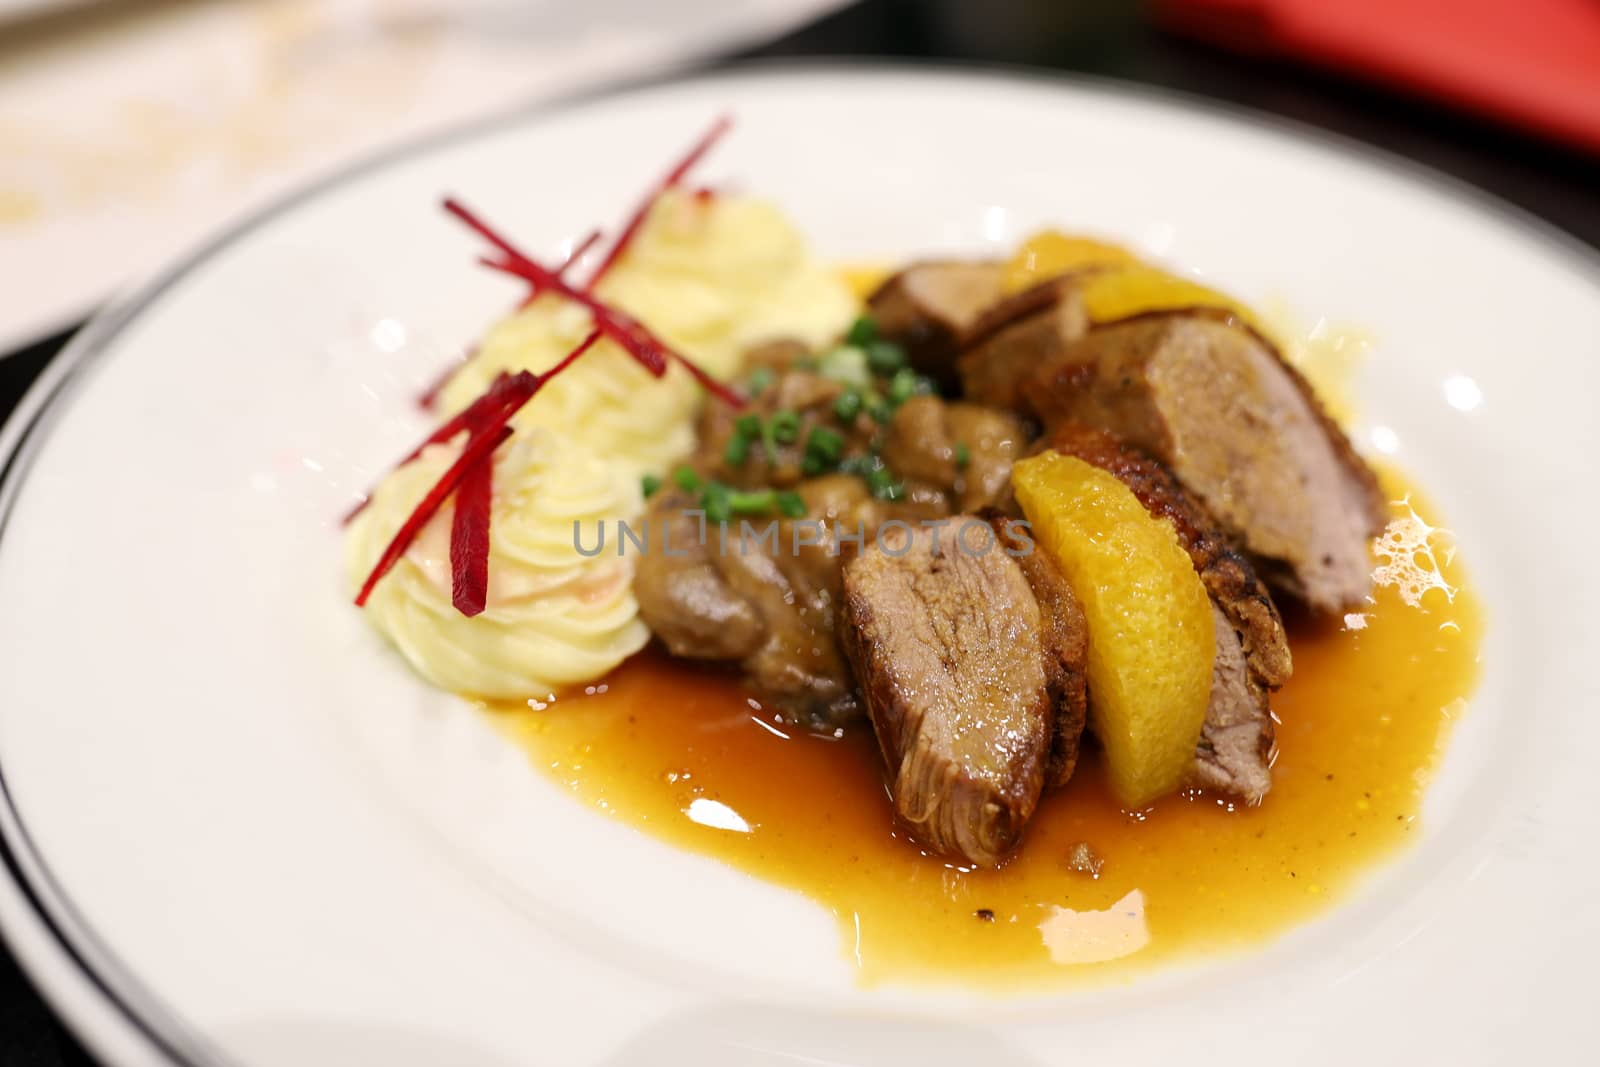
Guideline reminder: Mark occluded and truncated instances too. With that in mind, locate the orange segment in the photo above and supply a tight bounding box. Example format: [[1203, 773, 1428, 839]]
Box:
[[1002, 230, 1141, 293], [1012, 452, 1214, 806]]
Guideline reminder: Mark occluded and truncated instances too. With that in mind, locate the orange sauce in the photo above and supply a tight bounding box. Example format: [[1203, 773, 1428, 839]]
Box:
[[492, 466, 1481, 988]]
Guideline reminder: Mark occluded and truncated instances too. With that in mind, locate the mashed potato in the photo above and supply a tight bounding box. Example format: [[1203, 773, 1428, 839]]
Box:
[[347, 433, 645, 700], [349, 192, 854, 700]]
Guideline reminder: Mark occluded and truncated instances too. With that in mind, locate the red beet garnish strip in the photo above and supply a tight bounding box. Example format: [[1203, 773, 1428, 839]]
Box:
[[448, 197, 746, 408], [417, 229, 602, 412], [479, 253, 670, 376], [583, 114, 732, 290], [543, 327, 603, 380], [353, 329, 605, 607], [342, 369, 537, 526], [487, 243, 746, 407], [484, 253, 746, 408], [447, 198, 668, 376], [353, 424, 512, 608], [449, 447, 494, 616], [517, 227, 602, 310], [416, 345, 476, 413]]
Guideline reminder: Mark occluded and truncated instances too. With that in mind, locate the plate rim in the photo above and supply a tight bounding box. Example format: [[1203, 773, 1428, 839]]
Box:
[[2, 57, 1597, 1067]]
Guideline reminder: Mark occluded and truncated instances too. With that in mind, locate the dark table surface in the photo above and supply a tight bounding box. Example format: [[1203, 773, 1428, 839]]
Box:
[[2, 0, 1596, 1063]]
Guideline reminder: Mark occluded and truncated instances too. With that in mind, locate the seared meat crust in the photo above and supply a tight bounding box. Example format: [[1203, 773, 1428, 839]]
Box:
[[987, 512, 1089, 789], [1042, 424, 1291, 688]]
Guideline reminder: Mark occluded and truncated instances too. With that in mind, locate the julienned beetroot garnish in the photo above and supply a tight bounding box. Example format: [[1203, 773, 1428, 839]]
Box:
[[342, 369, 540, 526], [352, 331, 604, 608], [543, 327, 604, 380], [479, 253, 671, 375], [355, 119, 747, 616], [416, 345, 476, 413], [446, 198, 668, 376], [449, 449, 494, 616], [353, 424, 512, 608], [417, 229, 603, 412], [583, 114, 732, 290], [447, 198, 746, 408], [520, 228, 602, 310]]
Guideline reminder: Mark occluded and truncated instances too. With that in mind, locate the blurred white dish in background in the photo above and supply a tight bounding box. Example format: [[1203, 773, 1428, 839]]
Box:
[[0, 0, 847, 354]]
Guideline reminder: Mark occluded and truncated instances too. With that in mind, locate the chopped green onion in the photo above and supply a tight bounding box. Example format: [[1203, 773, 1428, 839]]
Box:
[[674, 466, 703, 493], [759, 419, 779, 467], [837, 457, 863, 477], [641, 473, 662, 498], [832, 389, 863, 422], [888, 367, 917, 404], [846, 315, 878, 347], [723, 432, 751, 466], [745, 366, 775, 397], [867, 396, 894, 424], [702, 482, 732, 523], [954, 442, 971, 469], [802, 455, 824, 476], [776, 491, 808, 518], [816, 344, 871, 388], [865, 340, 906, 376], [726, 488, 776, 515], [734, 413, 762, 439], [770, 410, 801, 444], [866, 466, 904, 501], [805, 426, 845, 463]]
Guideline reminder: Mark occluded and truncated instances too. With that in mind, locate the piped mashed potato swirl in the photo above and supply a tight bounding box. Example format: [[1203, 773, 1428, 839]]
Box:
[[346, 433, 646, 700], [349, 191, 854, 699]]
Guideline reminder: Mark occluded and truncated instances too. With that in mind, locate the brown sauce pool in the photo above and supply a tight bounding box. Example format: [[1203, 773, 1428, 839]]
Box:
[[488, 466, 1481, 988]]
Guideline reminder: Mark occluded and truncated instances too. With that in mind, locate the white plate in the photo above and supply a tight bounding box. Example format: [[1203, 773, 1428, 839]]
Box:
[[2, 64, 1599, 1067]]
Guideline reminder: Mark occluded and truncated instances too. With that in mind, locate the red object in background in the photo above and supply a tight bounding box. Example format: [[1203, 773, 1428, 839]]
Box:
[[1153, 0, 1600, 155]]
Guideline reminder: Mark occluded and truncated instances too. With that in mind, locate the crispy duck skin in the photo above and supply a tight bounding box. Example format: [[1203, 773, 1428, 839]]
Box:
[[1041, 424, 1292, 801]]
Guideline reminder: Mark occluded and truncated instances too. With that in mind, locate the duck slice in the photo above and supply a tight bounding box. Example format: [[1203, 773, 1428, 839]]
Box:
[[840, 520, 1052, 866], [987, 512, 1090, 789], [955, 278, 1092, 412], [1197, 602, 1275, 802], [867, 261, 1006, 389], [1030, 312, 1387, 613]]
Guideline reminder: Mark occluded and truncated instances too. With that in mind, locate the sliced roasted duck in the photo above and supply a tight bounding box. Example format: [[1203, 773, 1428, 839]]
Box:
[[988, 512, 1089, 789], [840, 520, 1055, 866], [1028, 311, 1386, 613], [953, 269, 1385, 612], [866, 261, 1006, 389]]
